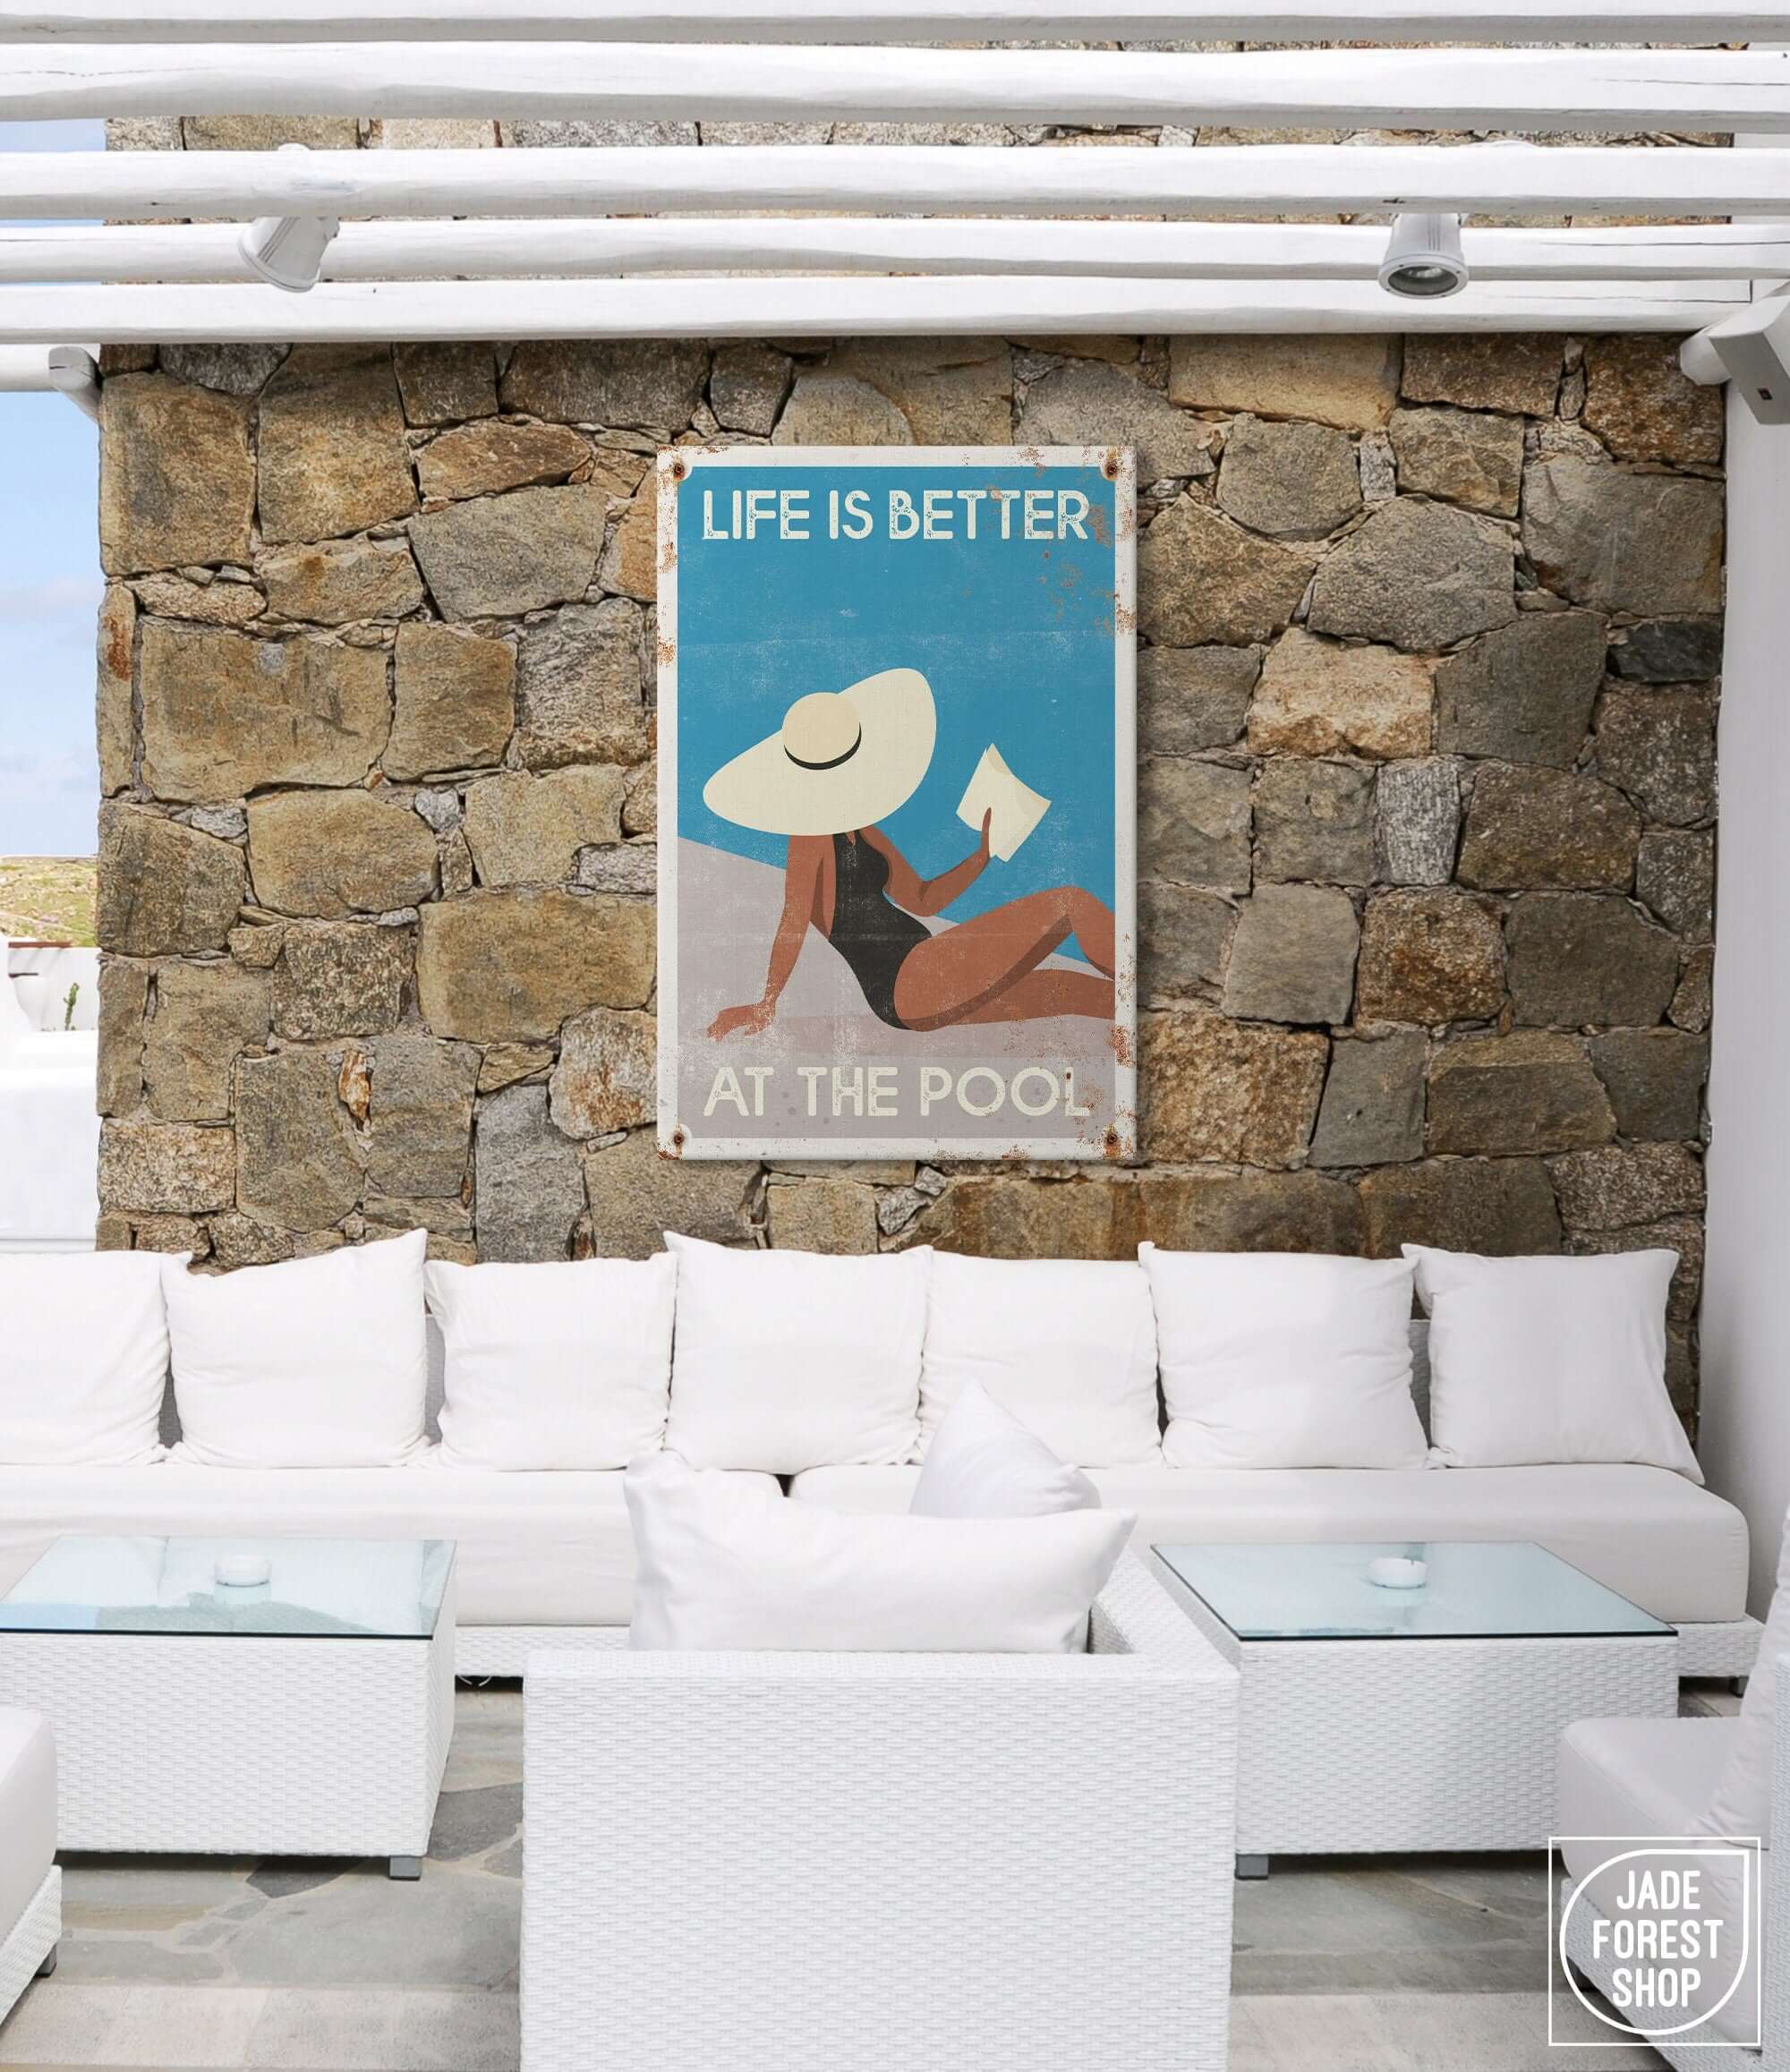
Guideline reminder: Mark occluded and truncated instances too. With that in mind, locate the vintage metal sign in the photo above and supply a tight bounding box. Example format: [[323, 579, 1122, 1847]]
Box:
[[657, 445, 1136, 1161]]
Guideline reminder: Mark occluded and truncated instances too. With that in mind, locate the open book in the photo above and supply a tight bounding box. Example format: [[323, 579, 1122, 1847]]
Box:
[[955, 745, 1052, 863]]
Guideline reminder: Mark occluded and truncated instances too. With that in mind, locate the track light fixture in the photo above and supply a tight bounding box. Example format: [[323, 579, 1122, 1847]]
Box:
[[1378, 212, 1470, 300], [237, 144, 339, 294]]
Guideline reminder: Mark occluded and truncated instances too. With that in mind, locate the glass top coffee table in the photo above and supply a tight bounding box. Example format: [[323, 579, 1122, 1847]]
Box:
[[1153, 1539, 1679, 1876], [0, 1535, 457, 1878]]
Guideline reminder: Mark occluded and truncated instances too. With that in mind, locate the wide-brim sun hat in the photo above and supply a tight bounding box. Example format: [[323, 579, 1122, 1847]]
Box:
[[702, 667, 937, 838]]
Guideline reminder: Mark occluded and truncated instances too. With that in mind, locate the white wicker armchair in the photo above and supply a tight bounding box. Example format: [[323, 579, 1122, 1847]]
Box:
[[521, 1553, 1240, 2072]]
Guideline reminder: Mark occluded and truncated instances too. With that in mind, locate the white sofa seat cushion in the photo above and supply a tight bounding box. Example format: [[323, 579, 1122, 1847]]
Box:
[[788, 1461, 1750, 1627], [664, 1232, 927, 1472], [0, 1708, 55, 1936], [427, 1255, 676, 1471], [917, 1254, 1161, 1467], [165, 1232, 430, 1470], [0, 1250, 179, 1466], [0, 1457, 778, 1631], [1558, 1718, 1759, 2048]]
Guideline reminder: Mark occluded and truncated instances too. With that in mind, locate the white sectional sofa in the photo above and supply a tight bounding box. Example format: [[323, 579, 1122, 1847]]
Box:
[[0, 1708, 59, 2024]]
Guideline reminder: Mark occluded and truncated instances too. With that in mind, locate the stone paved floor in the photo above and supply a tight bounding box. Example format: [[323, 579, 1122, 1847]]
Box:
[[1, 1684, 1736, 2071]]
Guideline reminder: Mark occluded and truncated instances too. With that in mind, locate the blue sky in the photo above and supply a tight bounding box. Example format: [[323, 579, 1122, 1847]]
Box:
[[1, 119, 106, 857]]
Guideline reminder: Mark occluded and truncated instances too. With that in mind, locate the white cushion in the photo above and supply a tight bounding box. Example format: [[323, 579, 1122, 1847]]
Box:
[[917, 1254, 1161, 1467], [427, 1255, 675, 1471], [788, 1459, 1751, 1628], [165, 1231, 430, 1470], [1404, 1245, 1700, 1479], [0, 1708, 55, 1935], [910, 1379, 1099, 1519], [626, 1450, 1131, 1651], [1139, 1244, 1427, 1471], [663, 1232, 926, 1472], [0, 1250, 178, 1466], [1703, 1504, 1790, 1846]]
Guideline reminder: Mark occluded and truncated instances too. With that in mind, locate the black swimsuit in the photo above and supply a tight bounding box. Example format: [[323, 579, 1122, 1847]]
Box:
[[827, 831, 931, 1030]]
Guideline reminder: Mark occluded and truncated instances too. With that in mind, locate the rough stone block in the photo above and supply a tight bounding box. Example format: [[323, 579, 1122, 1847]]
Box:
[[598, 480, 659, 605], [158, 344, 285, 397], [1670, 945, 1713, 1033], [1221, 883, 1359, 1026], [824, 338, 1013, 444], [1137, 1170, 1366, 1254], [1360, 1155, 1563, 1258], [258, 348, 418, 546], [394, 344, 500, 426], [773, 374, 914, 445], [258, 537, 425, 626], [1138, 756, 1251, 890], [903, 1174, 1135, 1259], [234, 1048, 360, 1231], [1506, 892, 1680, 1030], [407, 485, 608, 619], [474, 1082, 586, 1262], [98, 808, 246, 958], [1593, 686, 1716, 828], [273, 922, 413, 1040], [1522, 454, 1723, 617], [140, 625, 390, 804], [1249, 627, 1432, 760], [1137, 644, 1258, 755], [1141, 1010, 1327, 1166], [1434, 611, 1606, 768], [500, 340, 710, 430], [550, 1005, 657, 1138], [97, 584, 135, 796], [99, 374, 254, 576], [1308, 1029, 1427, 1169], [1583, 337, 1725, 467], [1308, 499, 1515, 652], [1457, 762, 1640, 893], [515, 600, 652, 769], [462, 768, 628, 886], [1374, 759, 1460, 887], [1547, 1141, 1704, 1230], [417, 420, 591, 503], [131, 572, 265, 629], [1401, 336, 1561, 416], [1387, 405, 1525, 517], [581, 1127, 753, 1258], [1586, 1028, 1709, 1140], [99, 1119, 236, 1216], [1427, 1032, 1615, 1156], [1168, 334, 1400, 431], [767, 1178, 881, 1254], [1138, 881, 1236, 1005], [417, 890, 655, 1042], [1608, 618, 1723, 684], [1138, 496, 1317, 647], [1215, 415, 1360, 538], [1636, 829, 1714, 940], [1356, 888, 1505, 1027], [1019, 359, 1214, 482], [386, 622, 516, 781], [97, 958, 149, 1118], [1254, 759, 1376, 885], [710, 345, 793, 437], [367, 1033, 481, 1198], [247, 791, 439, 918], [144, 961, 269, 1122]]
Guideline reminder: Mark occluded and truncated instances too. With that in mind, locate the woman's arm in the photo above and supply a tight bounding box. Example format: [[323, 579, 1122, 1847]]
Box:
[[708, 837, 825, 1039], [865, 814, 993, 919]]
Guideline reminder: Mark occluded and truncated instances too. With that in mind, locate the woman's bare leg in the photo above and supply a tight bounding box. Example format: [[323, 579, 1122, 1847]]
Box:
[[951, 969, 1115, 1025], [892, 886, 1119, 1031]]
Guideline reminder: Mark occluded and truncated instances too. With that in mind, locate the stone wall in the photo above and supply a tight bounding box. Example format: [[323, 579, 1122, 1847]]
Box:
[[91, 328, 1722, 1417]]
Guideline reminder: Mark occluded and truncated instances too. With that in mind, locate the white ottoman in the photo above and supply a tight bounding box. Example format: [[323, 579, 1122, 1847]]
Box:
[[0, 1708, 60, 2024]]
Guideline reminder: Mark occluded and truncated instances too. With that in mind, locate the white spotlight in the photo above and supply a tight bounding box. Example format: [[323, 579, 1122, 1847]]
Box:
[[237, 144, 339, 294], [1378, 212, 1469, 300]]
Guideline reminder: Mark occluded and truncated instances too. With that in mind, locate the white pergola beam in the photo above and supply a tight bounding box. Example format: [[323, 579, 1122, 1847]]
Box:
[[0, 344, 56, 390], [0, 276, 1747, 343], [4, 1, 1786, 40], [4, 218, 1788, 285], [4, 42, 1788, 132], [6, 143, 1788, 222]]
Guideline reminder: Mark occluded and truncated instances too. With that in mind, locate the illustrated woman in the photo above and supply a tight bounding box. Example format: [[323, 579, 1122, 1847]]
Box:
[[703, 668, 1117, 1040]]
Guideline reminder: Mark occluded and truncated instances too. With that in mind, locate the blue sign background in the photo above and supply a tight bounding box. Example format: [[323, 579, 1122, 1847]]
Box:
[[673, 462, 1120, 925]]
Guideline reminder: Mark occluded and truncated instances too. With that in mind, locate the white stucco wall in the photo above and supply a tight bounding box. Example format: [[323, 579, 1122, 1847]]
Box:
[[1695, 389, 1790, 1616]]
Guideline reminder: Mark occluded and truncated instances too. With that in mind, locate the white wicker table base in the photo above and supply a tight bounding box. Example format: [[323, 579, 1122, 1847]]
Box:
[[0, 1581, 456, 1876]]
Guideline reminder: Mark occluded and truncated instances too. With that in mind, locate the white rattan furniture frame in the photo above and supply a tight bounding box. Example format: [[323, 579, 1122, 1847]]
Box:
[[520, 1552, 1239, 2072], [0, 1869, 60, 2025], [1152, 1544, 1682, 1873], [1560, 1650, 1790, 2068], [0, 1565, 457, 1879]]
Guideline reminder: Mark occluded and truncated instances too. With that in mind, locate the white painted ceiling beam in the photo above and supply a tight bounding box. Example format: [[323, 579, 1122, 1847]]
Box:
[[4, 217, 1788, 285], [3, 0, 1784, 39], [6, 143, 1787, 220], [0, 344, 56, 389], [0, 275, 1747, 343], [4, 42, 1787, 132]]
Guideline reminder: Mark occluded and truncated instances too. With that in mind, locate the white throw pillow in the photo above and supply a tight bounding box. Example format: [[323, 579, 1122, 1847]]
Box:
[[626, 1450, 1131, 1651], [1140, 1243, 1427, 1471], [427, 1254, 675, 1471], [663, 1232, 927, 1472], [0, 1250, 180, 1466], [1703, 1505, 1790, 1846], [165, 1230, 430, 1469], [918, 1253, 1161, 1467], [1404, 1245, 1700, 1479], [910, 1378, 1100, 1519]]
